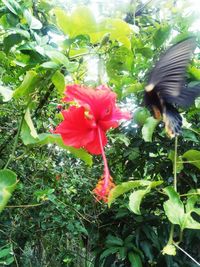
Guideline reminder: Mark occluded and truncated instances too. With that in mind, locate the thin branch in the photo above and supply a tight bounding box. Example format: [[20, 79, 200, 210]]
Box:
[[174, 136, 178, 191], [3, 115, 24, 169], [167, 137, 178, 245], [177, 160, 200, 163], [6, 203, 45, 208], [135, 0, 154, 16], [174, 243, 200, 266]]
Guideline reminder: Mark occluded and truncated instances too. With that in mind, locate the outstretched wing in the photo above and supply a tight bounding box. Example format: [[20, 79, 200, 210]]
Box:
[[145, 38, 196, 102]]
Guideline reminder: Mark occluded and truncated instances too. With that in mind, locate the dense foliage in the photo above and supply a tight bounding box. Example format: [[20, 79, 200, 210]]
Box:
[[0, 0, 200, 266]]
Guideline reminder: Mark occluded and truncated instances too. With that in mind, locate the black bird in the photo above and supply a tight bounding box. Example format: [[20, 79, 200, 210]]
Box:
[[144, 37, 200, 138]]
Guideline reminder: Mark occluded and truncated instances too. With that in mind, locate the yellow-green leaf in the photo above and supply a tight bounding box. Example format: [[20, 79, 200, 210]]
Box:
[[52, 70, 65, 95], [13, 71, 39, 99], [0, 169, 17, 213], [142, 117, 159, 142], [183, 150, 200, 169]]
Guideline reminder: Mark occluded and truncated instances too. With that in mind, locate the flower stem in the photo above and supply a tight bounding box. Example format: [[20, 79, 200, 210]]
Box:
[[97, 127, 110, 190]]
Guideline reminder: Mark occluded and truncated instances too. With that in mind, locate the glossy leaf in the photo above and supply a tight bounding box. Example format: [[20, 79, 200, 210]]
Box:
[[0, 169, 17, 212], [46, 50, 69, 65], [3, 33, 24, 53], [163, 186, 200, 230], [108, 180, 150, 207], [52, 70, 65, 95], [100, 247, 119, 261], [153, 24, 171, 48], [188, 65, 200, 81], [128, 252, 143, 267], [129, 181, 163, 215], [129, 189, 149, 215], [182, 149, 200, 169], [37, 134, 93, 166], [168, 150, 184, 173], [104, 18, 132, 49], [55, 7, 97, 38], [123, 83, 143, 97], [23, 10, 42, 29], [13, 71, 40, 99], [2, 0, 22, 16], [142, 117, 159, 142], [20, 125, 93, 166], [105, 235, 123, 247], [40, 61, 59, 69], [108, 180, 163, 207], [163, 186, 185, 226]]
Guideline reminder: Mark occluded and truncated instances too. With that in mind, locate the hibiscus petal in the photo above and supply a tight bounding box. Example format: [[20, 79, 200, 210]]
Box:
[[85, 127, 107, 155], [54, 106, 96, 148], [63, 84, 117, 121], [99, 107, 132, 131]]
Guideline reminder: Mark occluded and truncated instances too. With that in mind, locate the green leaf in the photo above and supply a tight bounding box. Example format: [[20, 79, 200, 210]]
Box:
[[9, 28, 30, 39], [54, 8, 71, 35], [0, 248, 11, 259], [23, 10, 42, 29], [108, 180, 150, 207], [0, 86, 13, 102], [163, 186, 185, 226], [188, 65, 200, 81], [163, 186, 200, 230], [20, 130, 93, 166], [128, 252, 143, 267], [38, 134, 93, 166], [118, 247, 127, 260], [137, 47, 153, 58], [153, 24, 171, 48], [142, 117, 159, 142], [52, 70, 65, 95], [2, 0, 22, 16], [182, 150, 200, 169], [168, 150, 184, 174], [104, 18, 132, 49], [0, 169, 17, 212], [123, 83, 143, 97], [13, 71, 40, 99], [40, 61, 59, 69], [129, 189, 150, 215], [108, 180, 162, 207], [54, 7, 132, 47], [3, 33, 24, 53], [54, 7, 97, 38], [21, 120, 38, 145], [45, 50, 71, 69], [100, 247, 119, 261], [24, 108, 38, 138], [105, 235, 123, 247]]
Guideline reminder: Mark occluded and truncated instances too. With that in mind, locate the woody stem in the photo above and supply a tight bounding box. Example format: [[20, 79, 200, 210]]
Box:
[[97, 127, 110, 190]]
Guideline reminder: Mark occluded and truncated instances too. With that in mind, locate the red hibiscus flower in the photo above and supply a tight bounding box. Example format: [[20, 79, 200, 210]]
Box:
[[54, 84, 131, 202]]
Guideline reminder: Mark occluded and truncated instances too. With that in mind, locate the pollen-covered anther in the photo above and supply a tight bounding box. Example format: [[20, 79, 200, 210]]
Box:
[[93, 176, 115, 203]]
